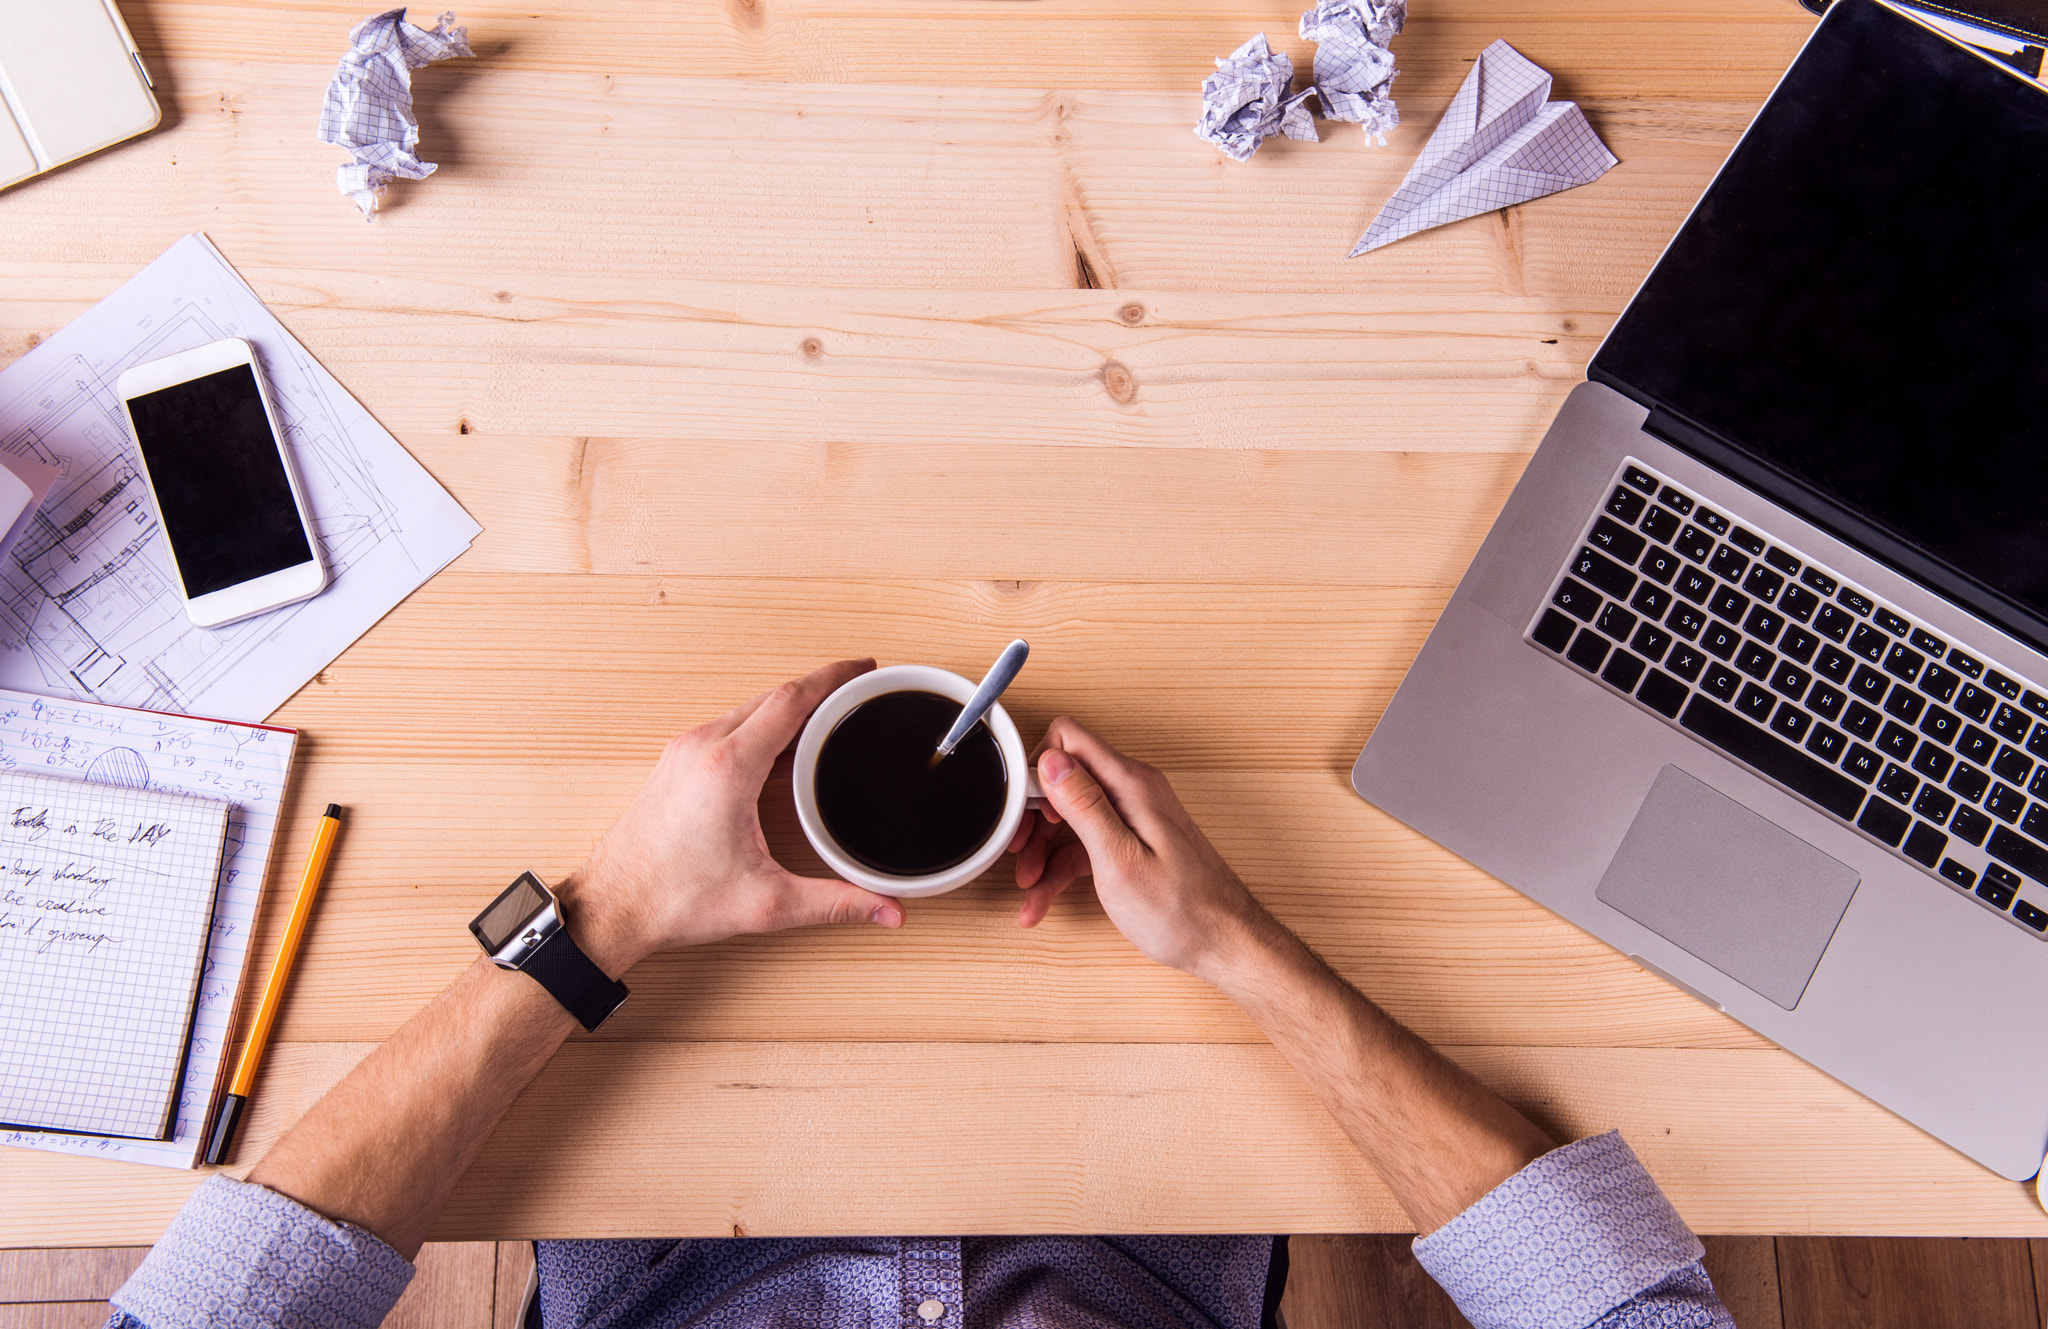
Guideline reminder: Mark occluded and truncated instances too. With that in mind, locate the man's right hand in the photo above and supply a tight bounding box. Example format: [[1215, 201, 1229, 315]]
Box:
[[1009, 717, 1274, 980]]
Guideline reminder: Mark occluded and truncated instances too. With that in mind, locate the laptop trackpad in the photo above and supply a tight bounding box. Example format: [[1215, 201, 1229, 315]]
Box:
[[1596, 766, 1860, 1011]]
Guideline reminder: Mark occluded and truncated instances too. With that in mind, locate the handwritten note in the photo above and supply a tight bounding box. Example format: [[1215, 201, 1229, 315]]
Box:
[[0, 690, 294, 1164]]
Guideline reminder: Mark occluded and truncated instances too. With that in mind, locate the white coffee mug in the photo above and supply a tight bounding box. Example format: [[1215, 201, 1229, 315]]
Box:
[[793, 664, 1043, 897]]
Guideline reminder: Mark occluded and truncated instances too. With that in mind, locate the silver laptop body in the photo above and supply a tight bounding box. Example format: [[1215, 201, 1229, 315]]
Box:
[[1352, 0, 2048, 1181]]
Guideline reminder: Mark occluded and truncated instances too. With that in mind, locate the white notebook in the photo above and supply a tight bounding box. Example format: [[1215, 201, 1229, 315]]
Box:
[[0, 768, 230, 1140], [0, 0, 161, 192]]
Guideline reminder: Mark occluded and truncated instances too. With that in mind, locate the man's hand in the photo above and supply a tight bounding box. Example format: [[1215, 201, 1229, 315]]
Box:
[[559, 658, 906, 975], [1009, 717, 1272, 979]]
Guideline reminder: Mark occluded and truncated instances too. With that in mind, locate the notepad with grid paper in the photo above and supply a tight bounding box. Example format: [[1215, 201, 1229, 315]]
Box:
[[0, 769, 231, 1140]]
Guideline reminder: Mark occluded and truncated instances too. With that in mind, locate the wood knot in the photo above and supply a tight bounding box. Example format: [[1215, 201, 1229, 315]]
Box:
[[492, 290, 512, 303], [801, 337, 824, 359], [1117, 302, 1145, 326], [1101, 361, 1136, 405], [458, 418, 473, 434], [1562, 318, 1578, 332]]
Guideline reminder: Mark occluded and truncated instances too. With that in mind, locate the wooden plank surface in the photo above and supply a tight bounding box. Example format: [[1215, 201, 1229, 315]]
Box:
[[3, 0, 2042, 1246]]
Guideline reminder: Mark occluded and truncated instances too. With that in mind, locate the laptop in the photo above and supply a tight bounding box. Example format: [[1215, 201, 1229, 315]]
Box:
[[0, 0, 159, 193], [1351, 0, 2048, 1181]]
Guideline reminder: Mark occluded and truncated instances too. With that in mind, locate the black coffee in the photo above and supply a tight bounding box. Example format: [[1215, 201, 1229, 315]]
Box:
[[815, 689, 1007, 875]]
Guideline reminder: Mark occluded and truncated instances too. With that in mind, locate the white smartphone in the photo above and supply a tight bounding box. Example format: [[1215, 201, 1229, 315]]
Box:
[[116, 338, 328, 628]]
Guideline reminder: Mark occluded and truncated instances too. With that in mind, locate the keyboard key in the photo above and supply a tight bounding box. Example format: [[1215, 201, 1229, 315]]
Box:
[[1709, 585, 1751, 625], [1743, 565, 1785, 602], [1638, 547, 1681, 586], [1914, 785, 1956, 824], [1709, 544, 1751, 584], [1988, 670, 2023, 699], [1843, 701, 1883, 741], [1778, 584, 1820, 623], [1941, 858, 1978, 890], [1674, 526, 1714, 563], [1573, 547, 1638, 599], [1911, 743, 1954, 782], [2014, 899, 2048, 932], [1954, 682, 1996, 723], [1637, 669, 1688, 718], [1605, 486, 1648, 524], [1917, 663, 1960, 704], [1842, 744, 1883, 783], [1735, 642, 1777, 681], [1602, 650, 1646, 691], [1658, 486, 1695, 514], [1848, 623, 1889, 662], [1701, 662, 1741, 702], [2024, 690, 2048, 722], [1807, 681, 1846, 722], [1977, 865, 2018, 909], [1947, 648, 1984, 677], [1623, 465, 1660, 494], [1736, 682, 1776, 722], [1917, 705, 1959, 746], [1744, 605, 1785, 644], [1587, 517, 1647, 563], [1640, 507, 1682, 544], [1951, 805, 1993, 846], [1630, 584, 1674, 619], [2031, 766, 2048, 799], [1958, 726, 1998, 764], [1770, 661, 1812, 700], [1877, 762, 1920, 804], [1674, 565, 1715, 603], [1882, 643, 1924, 682], [1910, 627, 1947, 655], [1679, 695, 1868, 820], [1778, 625, 1820, 665], [2030, 724, 2048, 761], [1989, 825, 2048, 885], [1838, 587, 1876, 616], [1985, 782, 2026, 823], [1770, 703, 1812, 744], [1666, 644, 1707, 682], [1553, 578, 1601, 622], [1567, 629, 1610, 673], [1882, 684, 1924, 725], [1728, 527, 1767, 556], [1814, 644, 1855, 683], [1666, 604, 1708, 641], [1534, 610, 1578, 652], [1596, 602, 1639, 642], [1901, 821, 1947, 867], [1858, 798, 1910, 846], [1806, 724, 1847, 764], [1695, 508, 1730, 535], [1991, 702, 2031, 743], [1949, 762, 1991, 803], [1701, 622, 1741, 660], [1812, 603, 1856, 642], [1873, 607, 1910, 636], [1763, 547, 1801, 575], [1993, 745, 2035, 786], [1800, 566, 1838, 596], [1848, 665, 1889, 704], [1631, 622, 1673, 663], [2023, 802, 2048, 846], [1876, 721, 1917, 759]]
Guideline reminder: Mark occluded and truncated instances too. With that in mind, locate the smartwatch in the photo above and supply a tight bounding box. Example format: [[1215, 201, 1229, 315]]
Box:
[[470, 871, 629, 1031]]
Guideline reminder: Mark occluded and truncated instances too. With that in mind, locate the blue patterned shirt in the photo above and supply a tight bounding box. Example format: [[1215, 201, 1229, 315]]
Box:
[[106, 1131, 1729, 1329]]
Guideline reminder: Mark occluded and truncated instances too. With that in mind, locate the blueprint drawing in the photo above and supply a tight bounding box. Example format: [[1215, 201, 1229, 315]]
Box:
[[0, 235, 479, 721]]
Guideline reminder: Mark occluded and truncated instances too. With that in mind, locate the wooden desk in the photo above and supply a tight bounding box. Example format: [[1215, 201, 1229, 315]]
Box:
[[2, 0, 2043, 1245]]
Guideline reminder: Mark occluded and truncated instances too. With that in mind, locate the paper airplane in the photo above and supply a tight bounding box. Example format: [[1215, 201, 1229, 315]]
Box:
[[1351, 39, 1616, 256]]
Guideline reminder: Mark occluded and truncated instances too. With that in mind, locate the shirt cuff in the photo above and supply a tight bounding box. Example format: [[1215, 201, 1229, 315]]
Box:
[[111, 1174, 414, 1329], [1411, 1130, 1704, 1329]]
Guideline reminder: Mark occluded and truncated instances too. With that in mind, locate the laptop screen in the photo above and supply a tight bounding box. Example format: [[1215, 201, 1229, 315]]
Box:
[[1590, 0, 2048, 628]]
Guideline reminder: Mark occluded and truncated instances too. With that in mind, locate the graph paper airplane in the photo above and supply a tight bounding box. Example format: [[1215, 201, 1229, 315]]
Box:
[[1351, 39, 1616, 255]]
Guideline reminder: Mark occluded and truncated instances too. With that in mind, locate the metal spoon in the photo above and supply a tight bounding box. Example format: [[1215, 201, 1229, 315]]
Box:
[[932, 639, 1030, 764]]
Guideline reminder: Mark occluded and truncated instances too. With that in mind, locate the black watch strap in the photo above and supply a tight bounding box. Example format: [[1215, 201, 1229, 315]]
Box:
[[522, 925, 629, 1031]]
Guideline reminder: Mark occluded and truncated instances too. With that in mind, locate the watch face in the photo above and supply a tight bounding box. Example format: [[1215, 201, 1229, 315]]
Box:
[[472, 873, 550, 950]]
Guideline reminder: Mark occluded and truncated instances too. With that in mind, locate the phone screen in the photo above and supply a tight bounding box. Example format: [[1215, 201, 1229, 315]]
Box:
[[125, 363, 314, 599]]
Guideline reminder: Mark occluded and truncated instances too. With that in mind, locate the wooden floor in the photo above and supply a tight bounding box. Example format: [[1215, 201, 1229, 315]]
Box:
[[8, 1234, 2048, 1327]]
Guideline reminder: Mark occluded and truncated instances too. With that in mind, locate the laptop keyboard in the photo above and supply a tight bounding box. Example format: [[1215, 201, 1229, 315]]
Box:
[[1531, 457, 2048, 940]]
